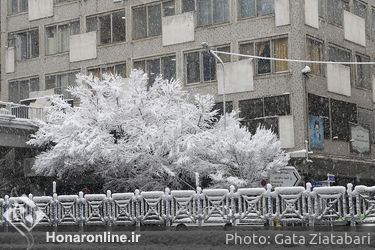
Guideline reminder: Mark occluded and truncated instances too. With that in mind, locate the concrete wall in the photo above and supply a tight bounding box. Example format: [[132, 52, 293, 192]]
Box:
[[29, 0, 53, 21], [162, 12, 195, 46]]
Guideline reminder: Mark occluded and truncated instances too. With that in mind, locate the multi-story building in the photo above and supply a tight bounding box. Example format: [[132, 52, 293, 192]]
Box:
[[1, 0, 375, 186]]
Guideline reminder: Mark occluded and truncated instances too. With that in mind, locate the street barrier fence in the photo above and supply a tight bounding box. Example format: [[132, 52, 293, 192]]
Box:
[[1, 183, 375, 229]]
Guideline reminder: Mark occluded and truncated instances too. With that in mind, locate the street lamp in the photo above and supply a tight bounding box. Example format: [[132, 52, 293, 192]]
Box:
[[201, 42, 226, 130]]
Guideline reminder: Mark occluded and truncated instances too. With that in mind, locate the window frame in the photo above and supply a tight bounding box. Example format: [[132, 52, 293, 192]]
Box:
[[306, 36, 324, 76], [86, 9, 126, 45], [87, 62, 127, 80], [354, 53, 371, 90], [252, 37, 289, 75], [197, 0, 230, 27], [184, 45, 231, 85], [326, 0, 349, 27], [45, 70, 80, 99], [133, 54, 177, 86], [45, 20, 80, 56], [237, 0, 275, 20], [8, 76, 40, 103], [132, 1, 176, 40], [8, 28, 40, 61], [7, 0, 28, 16]]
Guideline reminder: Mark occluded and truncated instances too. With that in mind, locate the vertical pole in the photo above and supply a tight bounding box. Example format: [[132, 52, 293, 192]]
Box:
[[106, 190, 112, 228], [52, 193, 58, 230], [78, 191, 84, 231], [230, 185, 236, 226], [347, 183, 355, 227], [134, 189, 140, 229], [4, 195, 9, 231], [165, 188, 170, 228]]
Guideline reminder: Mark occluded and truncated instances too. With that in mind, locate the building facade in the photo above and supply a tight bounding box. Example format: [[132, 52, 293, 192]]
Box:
[[1, 0, 375, 186]]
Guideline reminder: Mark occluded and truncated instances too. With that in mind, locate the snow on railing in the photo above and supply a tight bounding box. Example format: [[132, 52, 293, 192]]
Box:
[[1, 183, 375, 229]]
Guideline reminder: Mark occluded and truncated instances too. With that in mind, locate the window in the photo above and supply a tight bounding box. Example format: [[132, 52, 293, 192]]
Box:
[[372, 9, 375, 39], [134, 55, 176, 86], [56, 0, 75, 3], [8, 77, 39, 103], [318, 0, 323, 17], [182, 0, 195, 12], [238, 0, 274, 19], [88, 63, 127, 80], [185, 46, 229, 85], [358, 108, 374, 143], [308, 94, 330, 139], [355, 54, 371, 90], [255, 37, 288, 74], [306, 38, 323, 75], [239, 94, 290, 135], [239, 42, 254, 61], [331, 99, 357, 141], [46, 21, 80, 55], [7, 0, 28, 15], [308, 94, 358, 141], [327, 0, 349, 26], [87, 10, 126, 45], [213, 101, 233, 117], [353, 0, 368, 36], [197, 0, 229, 27], [8, 29, 39, 60], [45, 72, 79, 99], [133, 1, 175, 40]]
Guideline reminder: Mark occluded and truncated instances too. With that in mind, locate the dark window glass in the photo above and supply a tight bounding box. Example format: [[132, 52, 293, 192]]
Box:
[[19, 80, 30, 101], [239, 98, 264, 119], [115, 64, 127, 78], [308, 93, 330, 139], [16, 32, 27, 60], [358, 108, 374, 143], [162, 56, 176, 81], [242, 117, 279, 135], [257, 0, 274, 16], [147, 59, 161, 86], [198, 0, 212, 26], [327, 0, 349, 26], [203, 51, 216, 81], [354, 0, 367, 34], [239, 0, 256, 19], [331, 99, 357, 141], [86, 17, 97, 32], [214, 101, 233, 117], [148, 4, 162, 36], [9, 81, 19, 103], [30, 78, 39, 92], [217, 46, 231, 63], [183, 0, 195, 12], [213, 0, 229, 24], [186, 52, 200, 84], [112, 11, 126, 42], [239, 42, 254, 60], [264, 94, 290, 116], [45, 75, 56, 90], [20, 0, 28, 12], [134, 61, 146, 72], [256, 41, 271, 74], [355, 55, 371, 90], [30, 30, 39, 58], [163, 1, 175, 16], [99, 15, 111, 44], [133, 7, 147, 39]]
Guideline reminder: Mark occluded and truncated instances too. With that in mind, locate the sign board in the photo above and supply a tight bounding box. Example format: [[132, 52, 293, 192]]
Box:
[[350, 124, 370, 154], [270, 167, 301, 187], [310, 116, 324, 149]]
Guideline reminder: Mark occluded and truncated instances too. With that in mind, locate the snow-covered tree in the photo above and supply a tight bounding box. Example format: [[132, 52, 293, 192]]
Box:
[[28, 70, 289, 191]]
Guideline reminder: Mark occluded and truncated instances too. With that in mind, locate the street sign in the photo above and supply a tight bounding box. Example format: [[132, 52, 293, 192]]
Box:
[[270, 166, 301, 187]]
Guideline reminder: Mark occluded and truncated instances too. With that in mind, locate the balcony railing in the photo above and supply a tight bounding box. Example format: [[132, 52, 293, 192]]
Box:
[[0, 102, 47, 122]]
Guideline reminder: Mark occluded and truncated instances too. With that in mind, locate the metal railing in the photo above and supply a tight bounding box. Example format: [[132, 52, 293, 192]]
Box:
[[1, 183, 374, 229], [0, 102, 47, 122]]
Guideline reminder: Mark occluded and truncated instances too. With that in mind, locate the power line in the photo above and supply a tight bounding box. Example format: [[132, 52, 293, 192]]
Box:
[[211, 50, 375, 65]]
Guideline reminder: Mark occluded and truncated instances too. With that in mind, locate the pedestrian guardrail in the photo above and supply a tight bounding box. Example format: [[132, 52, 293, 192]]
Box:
[[1, 183, 375, 229]]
